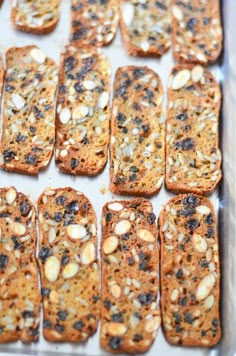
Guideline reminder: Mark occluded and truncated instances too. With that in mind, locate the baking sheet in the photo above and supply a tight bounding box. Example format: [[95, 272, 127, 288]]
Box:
[[0, 0, 235, 355]]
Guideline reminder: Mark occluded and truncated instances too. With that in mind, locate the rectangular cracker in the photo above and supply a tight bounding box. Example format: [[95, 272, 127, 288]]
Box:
[[110, 66, 165, 197], [120, 0, 172, 57], [0, 187, 40, 343], [11, 0, 61, 34], [55, 46, 110, 175], [172, 0, 222, 64], [166, 65, 222, 195], [37, 187, 100, 342], [0, 46, 58, 175], [70, 0, 119, 47], [100, 199, 161, 354], [159, 194, 221, 346]]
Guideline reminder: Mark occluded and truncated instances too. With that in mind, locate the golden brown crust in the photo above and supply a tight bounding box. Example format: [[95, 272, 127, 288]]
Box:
[[37, 187, 100, 343], [165, 64, 222, 195], [0, 45, 58, 176], [0, 54, 5, 105], [11, 0, 61, 35], [110, 66, 165, 197], [70, 0, 119, 47], [55, 46, 110, 176], [0, 187, 40, 343], [159, 194, 221, 347], [171, 0, 222, 65], [120, 0, 171, 57], [100, 199, 160, 353]]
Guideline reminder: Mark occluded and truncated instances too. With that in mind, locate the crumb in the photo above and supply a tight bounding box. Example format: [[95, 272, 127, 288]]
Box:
[[100, 185, 107, 195]]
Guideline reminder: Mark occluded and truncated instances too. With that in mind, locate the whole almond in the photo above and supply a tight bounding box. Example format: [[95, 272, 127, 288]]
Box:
[[103, 236, 119, 254]]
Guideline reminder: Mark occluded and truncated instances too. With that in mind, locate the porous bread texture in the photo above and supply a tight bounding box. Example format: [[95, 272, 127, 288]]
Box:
[[55, 46, 110, 176], [159, 194, 221, 346], [0, 187, 40, 343], [165, 64, 221, 195], [110, 65, 165, 197], [11, 0, 61, 34], [37, 187, 100, 342], [101, 198, 161, 354], [120, 0, 172, 57], [0, 45, 58, 176], [171, 0, 222, 64], [70, 0, 119, 47]]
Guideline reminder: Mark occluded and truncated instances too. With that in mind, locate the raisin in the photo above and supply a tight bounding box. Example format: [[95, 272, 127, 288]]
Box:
[[175, 138, 195, 151], [70, 158, 79, 169], [0, 254, 8, 269], [38, 247, 52, 261], [11, 236, 23, 250], [182, 195, 199, 207], [130, 166, 139, 173], [6, 85, 15, 92], [111, 313, 123, 322], [41, 288, 51, 297], [205, 227, 214, 239], [22, 310, 34, 318], [133, 68, 145, 79], [103, 300, 111, 310], [109, 336, 123, 350], [54, 212, 63, 222], [25, 153, 37, 165], [173, 312, 181, 324], [186, 18, 197, 31], [55, 324, 64, 332], [201, 330, 207, 337], [176, 269, 183, 278], [19, 200, 31, 216], [74, 82, 84, 93], [65, 201, 79, 214], [205, 213, 214, 225], [134, 117, 142, 125], [57, 311, 68, 321], [121, 233, 130, 241], [199, 259, 209, 268], [203, 17, 210, 25], [105, 212, 112, 222], [212, 318, 218, 328], [3, 150, 16, 163], [61, 255, 69, 266], [29, 126, 36, 133], [155, 1, 167, 10], [184, 312, 193, 324], [0, 326, 4, 333], [16, 134, 27, 143], [43, 320, 51, 329], [185, 219, 199, 231], [179, 297, 187, 306], [56, 196, 66, 205], [29, 328, 39, 337], [177, 208, 195, 218], [133, 333, 143, 342], [147, 213, 156, 224], [117, 112, 126, 124], [73, 320, 84, 330], [72, 27, 88, 41], [129, 173, 137, 181], [92, 295, 100, 303], [128, 257, 135, 266], [137, 293, 153, 306]]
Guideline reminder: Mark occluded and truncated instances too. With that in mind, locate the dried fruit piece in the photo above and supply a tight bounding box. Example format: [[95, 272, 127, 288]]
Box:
[[38, 187, 100, 342], [159, 194, 221, 346]]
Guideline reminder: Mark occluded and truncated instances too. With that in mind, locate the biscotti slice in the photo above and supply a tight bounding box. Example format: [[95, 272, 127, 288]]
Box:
[[0, 46, 58, 175], [110, 66, 165, 197], [11, 0, 61, 34], [37, 187, 100, 342], [172, 0, 222, 64], [55, 46, 110, 175], [101, 199, 161, 354], [120, 0, 172, 57], [70, 0, 119, 47], [0, 54, 4, 101], [166, 65, 222, 195], [0, 187, 40, 343], [159, 194, 221, 346]]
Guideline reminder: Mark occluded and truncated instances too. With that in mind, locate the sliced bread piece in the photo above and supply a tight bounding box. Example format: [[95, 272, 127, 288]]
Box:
[[159, 194, 221, 346], [0, 187, 40, 343], [101, 199, 161, 353], [110, 66, 165, 197], [11, 0, 61, 34], [0, 46, 58, 175], [166, 64, 222, 195], [55, 46, 110, 175], [37, 187, 100, 342]]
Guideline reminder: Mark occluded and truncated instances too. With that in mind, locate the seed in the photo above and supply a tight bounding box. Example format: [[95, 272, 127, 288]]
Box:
[[81, 242, 96, 265], [108, 202, 123, 212], [193, 234, 208, 252], [11, 222, 26, 236], [196, 274, 216, 301], [170, 289, 179, 302], [48, 227, 56, 244], [114, 220, 131, 235], [204, 295, 214, 310], [111, 285, 121, 299], [192, 66, 204, 83], [30, 48, 46, 64], [44, 256, 60, 282], [97, 91, 109, 109], [66, 224, 87, 240], [103, 236, 119, 255], [144, 316, 161, 333], [62, 262, 79, 279], [137, 229, 155, 242], [6, 187, 17, 204], [172, 70, 191, 90], [59, 108, 71, 124], [107, 322, 127, 336], [11, 93, 25, 110], [196, 205, 211, 215], [172, 5, 183, 21], [121, 3, 134, 26]]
